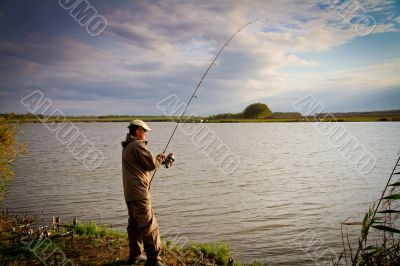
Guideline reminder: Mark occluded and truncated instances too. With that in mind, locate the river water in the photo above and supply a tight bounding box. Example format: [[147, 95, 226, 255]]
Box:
[[2, 122, 400, 265]]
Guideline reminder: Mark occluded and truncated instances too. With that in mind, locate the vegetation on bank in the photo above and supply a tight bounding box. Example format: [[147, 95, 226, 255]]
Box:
[[0, 217, 267, 266], [0, 115, 26, 202], [338, 155, 400, 265]]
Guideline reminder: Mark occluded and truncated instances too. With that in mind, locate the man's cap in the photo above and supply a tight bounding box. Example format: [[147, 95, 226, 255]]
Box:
[[128, 120, 151, 131]]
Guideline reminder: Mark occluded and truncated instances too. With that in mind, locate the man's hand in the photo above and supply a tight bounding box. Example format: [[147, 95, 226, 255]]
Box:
[[163, 153, 175, 168], [156, 154, 166, 164]]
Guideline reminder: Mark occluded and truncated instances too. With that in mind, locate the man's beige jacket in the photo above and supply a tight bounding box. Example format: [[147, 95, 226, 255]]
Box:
[[122, 134, 160, 201]]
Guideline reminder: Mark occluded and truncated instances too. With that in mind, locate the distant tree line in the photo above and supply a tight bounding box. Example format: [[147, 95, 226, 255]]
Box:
[[0, 113, 45, 119], [316, 110, 400, 118], [270, 112, 303, 119]]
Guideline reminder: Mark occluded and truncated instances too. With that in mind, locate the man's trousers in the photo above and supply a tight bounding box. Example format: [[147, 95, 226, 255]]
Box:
[[126, 199, 162, 262]]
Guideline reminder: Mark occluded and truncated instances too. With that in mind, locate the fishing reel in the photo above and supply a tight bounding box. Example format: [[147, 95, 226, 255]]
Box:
[[162, 153, 175, 168]]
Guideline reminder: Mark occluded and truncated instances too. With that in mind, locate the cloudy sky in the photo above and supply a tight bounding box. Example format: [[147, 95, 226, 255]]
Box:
[[0, 0, 399, 116]]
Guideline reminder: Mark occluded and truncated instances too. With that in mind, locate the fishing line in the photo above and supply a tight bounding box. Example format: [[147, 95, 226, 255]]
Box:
[[150, 18, 258, 188]]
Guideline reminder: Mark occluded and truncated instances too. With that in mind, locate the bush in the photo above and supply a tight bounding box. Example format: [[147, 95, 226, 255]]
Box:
[[243, 103, 272, 119]]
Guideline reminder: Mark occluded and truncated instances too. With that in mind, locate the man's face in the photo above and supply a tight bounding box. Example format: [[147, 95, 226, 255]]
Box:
[[136, 127, 148, 141]]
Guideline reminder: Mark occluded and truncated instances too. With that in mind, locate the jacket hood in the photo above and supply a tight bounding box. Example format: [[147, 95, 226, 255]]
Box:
[[121, 134, 147, 147]]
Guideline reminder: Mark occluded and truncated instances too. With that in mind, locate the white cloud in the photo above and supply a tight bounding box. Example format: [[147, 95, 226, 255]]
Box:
[[285, 54, 319, 67], [281, 58, 400, 95]]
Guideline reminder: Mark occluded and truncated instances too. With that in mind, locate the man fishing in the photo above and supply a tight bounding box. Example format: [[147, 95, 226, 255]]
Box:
[[119, 19, 253, 266], [122, 120, 173, 266]]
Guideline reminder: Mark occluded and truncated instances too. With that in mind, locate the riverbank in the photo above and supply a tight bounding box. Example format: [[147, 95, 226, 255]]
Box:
[[0, 216, 267, 266]]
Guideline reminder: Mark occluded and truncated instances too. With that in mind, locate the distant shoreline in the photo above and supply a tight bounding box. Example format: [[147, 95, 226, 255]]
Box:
[[3, 109, 400, 123], [6, 117, 400, 123]]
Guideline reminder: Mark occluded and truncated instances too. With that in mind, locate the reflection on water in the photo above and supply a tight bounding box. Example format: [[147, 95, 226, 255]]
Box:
[[2, 122, 400, 265]]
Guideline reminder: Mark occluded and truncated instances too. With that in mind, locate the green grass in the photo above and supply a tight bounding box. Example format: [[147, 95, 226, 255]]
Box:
[[73, 221, 127, 239], [187, 242, 233, 265]]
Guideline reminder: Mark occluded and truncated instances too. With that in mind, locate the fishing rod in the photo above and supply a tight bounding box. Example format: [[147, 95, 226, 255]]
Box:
[[149, 18, 258, 188]]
